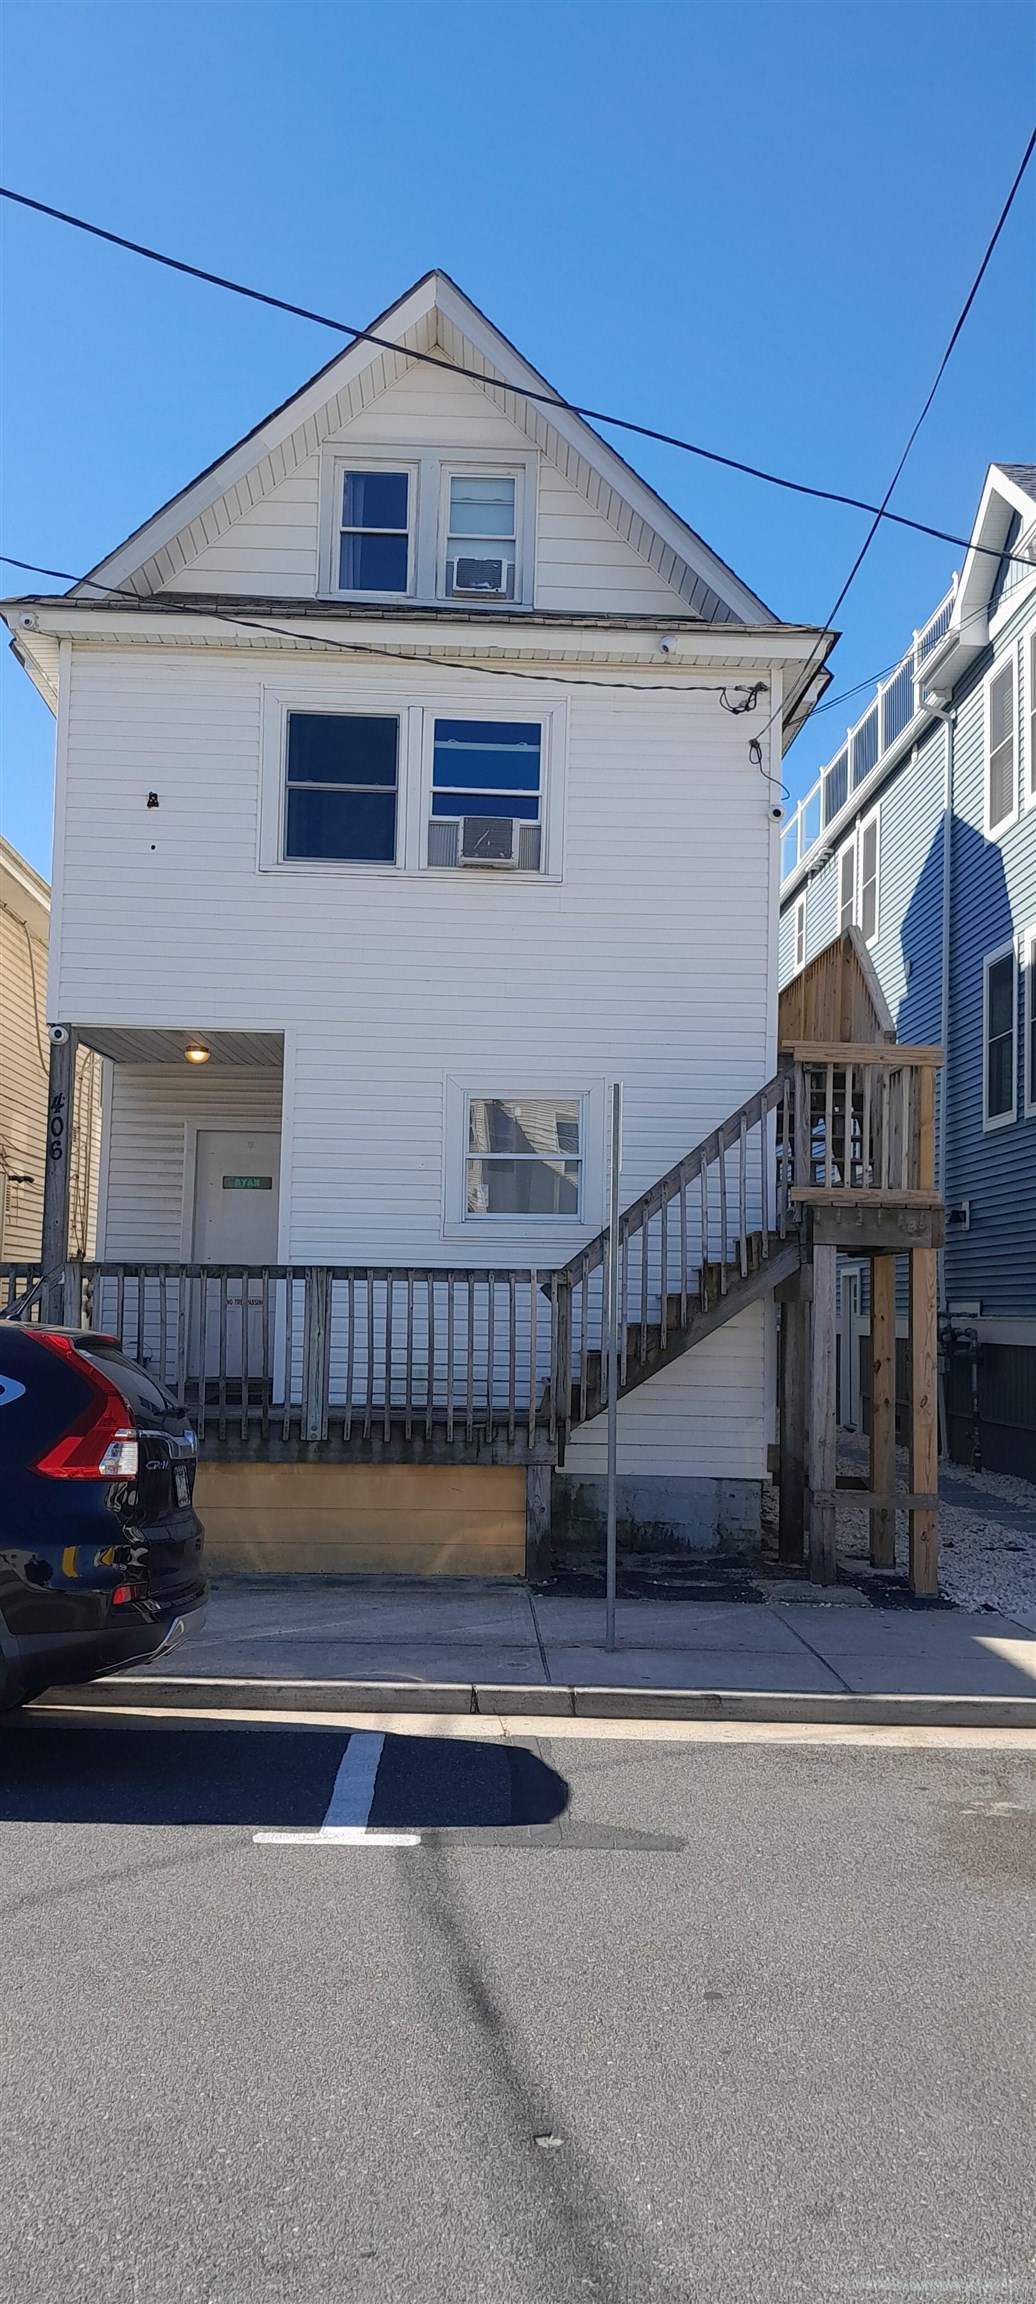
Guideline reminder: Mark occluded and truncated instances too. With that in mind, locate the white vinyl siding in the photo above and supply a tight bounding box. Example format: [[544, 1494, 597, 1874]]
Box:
[[99, 1066, 283, 1259], [60, 649, 776, 1481], [982, 942, 1017, 1131], [986, 659, 1017, 834]]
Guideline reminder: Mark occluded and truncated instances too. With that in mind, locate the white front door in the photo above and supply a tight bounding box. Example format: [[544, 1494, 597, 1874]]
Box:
[[191, 1129, 281, 1378]]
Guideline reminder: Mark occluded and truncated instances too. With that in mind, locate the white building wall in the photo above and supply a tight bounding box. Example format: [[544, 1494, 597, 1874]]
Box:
[[170, 359, 692, 612], [100, 1064, 283, 1258], [59, 644, 778, 1480]]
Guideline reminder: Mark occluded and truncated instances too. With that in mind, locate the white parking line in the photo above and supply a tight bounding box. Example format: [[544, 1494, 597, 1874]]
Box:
[[254, 1728, 421, 1848]]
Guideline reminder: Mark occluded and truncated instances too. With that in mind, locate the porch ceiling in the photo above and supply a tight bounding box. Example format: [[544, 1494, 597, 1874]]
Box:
[[76, 1026, 284, 1068]]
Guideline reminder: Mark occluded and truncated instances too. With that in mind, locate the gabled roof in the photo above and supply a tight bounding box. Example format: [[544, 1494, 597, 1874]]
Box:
[[73, 268, 775, 625], [921, 461, 1036, 696]]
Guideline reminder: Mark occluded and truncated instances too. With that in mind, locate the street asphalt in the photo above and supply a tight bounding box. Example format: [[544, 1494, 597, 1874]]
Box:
[[1, 1707, 1035, 2304]]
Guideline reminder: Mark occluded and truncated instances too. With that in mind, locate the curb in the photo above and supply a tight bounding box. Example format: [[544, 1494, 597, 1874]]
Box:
[[36, 1674, 1036, 1731]]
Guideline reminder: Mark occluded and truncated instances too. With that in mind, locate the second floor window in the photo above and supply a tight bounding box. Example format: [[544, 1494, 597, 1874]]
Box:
[[429, 719, 542, 868], [338, 470, 410, 593], [284, 712, 398, 862], [987, 662, 1016, 833]]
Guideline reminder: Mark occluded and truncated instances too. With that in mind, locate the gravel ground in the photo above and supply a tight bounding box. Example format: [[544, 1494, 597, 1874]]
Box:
[[835, 1438, 1036, 1627]]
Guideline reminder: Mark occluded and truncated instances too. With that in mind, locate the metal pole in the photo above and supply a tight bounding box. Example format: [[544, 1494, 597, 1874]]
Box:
[[605, 1082, 622, 1653]]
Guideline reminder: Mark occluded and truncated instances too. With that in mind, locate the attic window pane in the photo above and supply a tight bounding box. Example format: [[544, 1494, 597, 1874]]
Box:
[[339, 469, 409, 593], [446, 475, 516, 598], [284, 712, 398, 862]]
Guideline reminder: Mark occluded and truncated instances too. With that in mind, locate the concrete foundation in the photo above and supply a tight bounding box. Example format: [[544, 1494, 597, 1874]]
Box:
[[551, 1473, 763, 1556]]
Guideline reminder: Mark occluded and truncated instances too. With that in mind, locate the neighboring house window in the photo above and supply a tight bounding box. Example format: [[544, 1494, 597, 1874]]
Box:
[[428, 719, 543, 869], [284, 712, 398, 862], [444, 474, 517, 599], [1025, 927, 1036, 1118], [837, 839, 855, 931], [338, 470, 410, 593], [986, 661, 1016, 833], [1030, 631, 1036, 802], [466, 1097, 581, 1217], [794, 895, 806, 973], [983, 943, 1017, 1128], [859, 808, 880, 944]]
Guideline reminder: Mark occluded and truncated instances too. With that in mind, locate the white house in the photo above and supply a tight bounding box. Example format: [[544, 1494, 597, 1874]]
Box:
[[2, 269, 837, 1577]]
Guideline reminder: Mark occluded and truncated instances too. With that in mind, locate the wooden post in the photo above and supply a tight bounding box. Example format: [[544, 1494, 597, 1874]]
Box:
[[909, 1247, 939, 1596], [808, 1242, 838, 1585], [869, 1252, 897, 1567], [778, 1296, 809, 1563], [41, 1026, 76, 1323], [525, 1461, 552, 1583]]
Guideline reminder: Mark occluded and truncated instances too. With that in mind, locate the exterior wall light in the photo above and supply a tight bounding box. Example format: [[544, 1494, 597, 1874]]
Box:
[[184, 1044, 211, 1064]]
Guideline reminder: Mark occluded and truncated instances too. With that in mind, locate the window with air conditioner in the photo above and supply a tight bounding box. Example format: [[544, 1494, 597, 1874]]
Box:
[[442, 472, 519, 600], [986, 660, 1017, 834], [427, 718, 543, 871], [983, 943, 1017, 1129]]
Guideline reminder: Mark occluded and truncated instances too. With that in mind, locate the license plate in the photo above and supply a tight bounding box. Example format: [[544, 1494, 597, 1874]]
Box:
[[174, 1464, 191, 1509]]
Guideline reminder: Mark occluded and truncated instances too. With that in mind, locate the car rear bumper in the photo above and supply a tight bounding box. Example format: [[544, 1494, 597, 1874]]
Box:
[[1, 1580, 208, 1707]]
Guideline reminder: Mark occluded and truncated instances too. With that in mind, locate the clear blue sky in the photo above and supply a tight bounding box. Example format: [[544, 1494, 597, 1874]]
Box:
[[1, 0, 1033, 876]]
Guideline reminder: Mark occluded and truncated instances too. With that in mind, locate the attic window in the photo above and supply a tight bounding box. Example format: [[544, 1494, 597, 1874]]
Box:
[[338, 470, 410, 593], [443, 473, 518, 600]]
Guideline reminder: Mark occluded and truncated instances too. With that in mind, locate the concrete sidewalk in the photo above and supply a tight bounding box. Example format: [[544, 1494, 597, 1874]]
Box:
[[106, 1575, 1036, 1719]]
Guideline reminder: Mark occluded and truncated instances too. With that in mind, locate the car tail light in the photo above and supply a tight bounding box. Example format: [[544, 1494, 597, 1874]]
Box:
[[32, 1334, 139, 1481], [111, 1582, 144, 1606]]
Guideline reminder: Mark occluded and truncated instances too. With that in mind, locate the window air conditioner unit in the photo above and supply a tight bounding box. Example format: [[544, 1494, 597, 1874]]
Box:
[[450, 556, 508, 596], [459, 815, 519, 866]]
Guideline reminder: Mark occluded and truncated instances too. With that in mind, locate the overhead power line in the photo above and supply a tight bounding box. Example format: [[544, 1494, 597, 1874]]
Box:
[[774, 122, 1036, 747], [0, 553, 780, 701], [1, 181, 1033, 572]]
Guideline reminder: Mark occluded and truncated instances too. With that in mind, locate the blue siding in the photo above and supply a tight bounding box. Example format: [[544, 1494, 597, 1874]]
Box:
[[944, 593, 1036, 1318], [780, 583, 1036, 1325]]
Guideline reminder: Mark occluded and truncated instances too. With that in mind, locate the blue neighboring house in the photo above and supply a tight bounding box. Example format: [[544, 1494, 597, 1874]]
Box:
[[779, 464, 1036, 1479]]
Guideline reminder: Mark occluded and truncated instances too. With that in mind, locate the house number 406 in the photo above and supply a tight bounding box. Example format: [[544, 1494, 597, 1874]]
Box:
[[47, 1091, 67, 1163]]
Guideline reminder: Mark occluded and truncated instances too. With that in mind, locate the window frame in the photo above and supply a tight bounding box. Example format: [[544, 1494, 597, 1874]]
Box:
[[1028, 629, 1036, 807], [417, 701, 565, 879], [984, 656, 1018, 838], [435, 457, 536, 609], [836, 835, 856, 933], [280, 707, 401, 868], [442, 1075, 605, 1238], [1024, 922, 1036, 1120], [858, 805, 880, 947], [463, 1094, 584, 1223], [319, 453, 420, 602], [793, 894, 807, 974], [982, 938, 1018, 1133]]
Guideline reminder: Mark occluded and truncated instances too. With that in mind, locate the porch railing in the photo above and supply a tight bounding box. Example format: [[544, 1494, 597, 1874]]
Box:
[[785, 1043, 941, 1203], [780, 581, 956, 886]]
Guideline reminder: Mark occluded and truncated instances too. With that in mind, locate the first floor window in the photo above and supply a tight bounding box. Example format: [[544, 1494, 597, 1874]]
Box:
[[466, 1097, 581, 1216], [445, 474, 517, 598], [338, 469, 410, 593], [984, 946, 1016, 1126], [284, 712, 398, 862], [987, 661, 1016, 832]]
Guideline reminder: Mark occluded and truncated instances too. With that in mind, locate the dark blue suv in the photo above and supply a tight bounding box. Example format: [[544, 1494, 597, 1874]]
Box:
[[0, 1326, 206, 1710]]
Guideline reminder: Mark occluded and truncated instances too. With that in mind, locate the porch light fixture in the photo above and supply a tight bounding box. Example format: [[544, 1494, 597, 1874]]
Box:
[[184, 1043, 211, 1064]]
